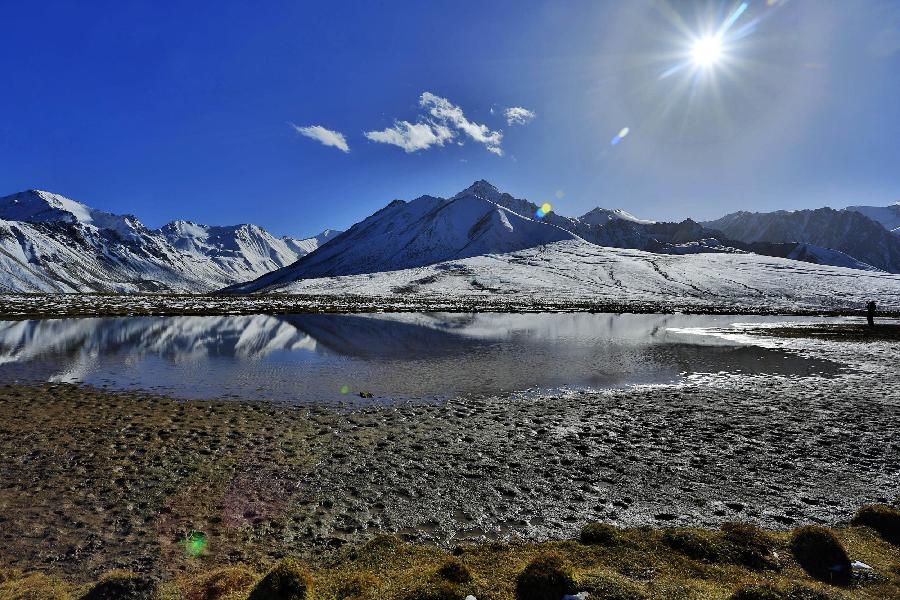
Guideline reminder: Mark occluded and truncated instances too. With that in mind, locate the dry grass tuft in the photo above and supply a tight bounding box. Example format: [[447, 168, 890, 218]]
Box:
[[789, 526, 851, 586], [247, 559, 313, 600], [81, 570, 156, 600], [580, 522, 620, 546], [851, 505, 900, 546], [182, 566, 258, 600], [0, 571, 71, 600], [515, 552, 578, 600]]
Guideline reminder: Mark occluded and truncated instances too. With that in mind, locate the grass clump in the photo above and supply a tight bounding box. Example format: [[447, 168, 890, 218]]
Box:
[[661, 529, 723, 563], [183, 566, 258, 600], [578, 569, 646, 600], [727, 581, 837, 600], [515, 552, 578, 600], [0, 571, 71, 600], [789, 526, 851, 586], [334, 572, 381, 600], [721, 522, 779, 570], [437, 558, 472, 584], [402, 580, 465, 600], [81, 570, 156, 600], [851, 504, 900, 545], [247, 559, 313, 600], [580, 522, 620, 546]]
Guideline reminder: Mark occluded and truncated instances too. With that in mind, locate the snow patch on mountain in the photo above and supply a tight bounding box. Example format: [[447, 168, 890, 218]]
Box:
[[232, 239, 900, 311], [786, 243, 881, 271], [844, 203, 900, 235], [579, 207, 655, 226], [282, 229, 341, 255]]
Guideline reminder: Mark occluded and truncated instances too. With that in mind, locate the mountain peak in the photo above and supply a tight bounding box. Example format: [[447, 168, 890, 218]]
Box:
[[579, 207, 654, 226], [454, 179, 503, 202]]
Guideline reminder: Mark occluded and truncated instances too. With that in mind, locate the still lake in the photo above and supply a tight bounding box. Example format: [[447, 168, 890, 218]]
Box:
[[0, 313, 843, 402]]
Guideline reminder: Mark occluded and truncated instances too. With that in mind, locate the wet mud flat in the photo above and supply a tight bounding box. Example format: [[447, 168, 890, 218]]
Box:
[[0, 330, 898, 583]]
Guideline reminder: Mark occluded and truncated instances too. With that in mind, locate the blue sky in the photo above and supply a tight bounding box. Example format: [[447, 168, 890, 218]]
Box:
[[2, 0, 899, 238]]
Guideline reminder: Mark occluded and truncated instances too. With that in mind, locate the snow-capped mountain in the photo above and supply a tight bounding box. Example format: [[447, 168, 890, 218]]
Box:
[[578, 207, 655, 226], [227, 184, 576, 292], [158, 221, 338, 282], [283, 229, 341, 255], [844, 203, 900, 236], [0, 190, 336, 292], [230, 180, 900, 293], [703, 207, 900, 273]]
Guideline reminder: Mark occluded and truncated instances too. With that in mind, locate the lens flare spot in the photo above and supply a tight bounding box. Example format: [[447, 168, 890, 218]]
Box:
[[541, 203, 552, 214], [610, 126, 630, 146], [181, 532, 207, 558], [340, 385, 349, 394]]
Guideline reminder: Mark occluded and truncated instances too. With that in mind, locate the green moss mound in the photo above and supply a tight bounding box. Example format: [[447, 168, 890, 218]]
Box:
[[580, 522, 619, 546], [81, 570, 156, 600], [789, 526, 851, 586], [851, 504, 900, 545], [184, 566, 258, 600], [515, 552, 578, 600], [437, 558, 472, 584], [247, 559, 313, 600]]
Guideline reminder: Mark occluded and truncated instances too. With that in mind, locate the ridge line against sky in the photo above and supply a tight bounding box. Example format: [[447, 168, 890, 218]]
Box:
[[1, 1, 899, 238]]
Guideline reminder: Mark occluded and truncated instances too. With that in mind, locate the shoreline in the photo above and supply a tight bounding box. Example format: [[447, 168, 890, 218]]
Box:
[[2, 293, 899, 320], [1, 367, 897, 583]]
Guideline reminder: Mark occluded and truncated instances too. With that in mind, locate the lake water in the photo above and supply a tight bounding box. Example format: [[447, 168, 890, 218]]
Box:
[[0, 313, 843, 403]]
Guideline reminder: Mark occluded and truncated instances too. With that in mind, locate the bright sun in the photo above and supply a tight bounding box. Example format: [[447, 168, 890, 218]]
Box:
[[691, 36, 722, 67]]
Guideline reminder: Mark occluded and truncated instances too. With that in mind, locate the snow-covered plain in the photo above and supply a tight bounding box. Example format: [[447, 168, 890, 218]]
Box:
[[248, 239, 900, 311]]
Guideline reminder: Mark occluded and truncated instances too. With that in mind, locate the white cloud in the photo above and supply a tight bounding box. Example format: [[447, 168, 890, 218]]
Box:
[[292, 124, 349, 153], [364, 121, 454, 153], [505, 106, 536, 126], [419, 92, 503, 155]]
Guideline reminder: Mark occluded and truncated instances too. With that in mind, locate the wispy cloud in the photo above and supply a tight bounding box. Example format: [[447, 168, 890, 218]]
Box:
[[364, 121, 454, 153], [420, 92, 503, 155], [505, 106, 536, 126], [291, 124, 350, 153]]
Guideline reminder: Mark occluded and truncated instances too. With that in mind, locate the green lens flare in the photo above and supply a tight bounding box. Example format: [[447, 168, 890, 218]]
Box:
[[181, 532, 207, 558]]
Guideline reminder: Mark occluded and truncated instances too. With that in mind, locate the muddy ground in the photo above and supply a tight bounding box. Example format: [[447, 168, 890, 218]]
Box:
[[0, 323, 897, 583]]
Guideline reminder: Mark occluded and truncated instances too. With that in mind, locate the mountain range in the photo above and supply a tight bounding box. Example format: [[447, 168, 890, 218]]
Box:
[[1, 182, 899, 298], [0, 190, 338, 292]]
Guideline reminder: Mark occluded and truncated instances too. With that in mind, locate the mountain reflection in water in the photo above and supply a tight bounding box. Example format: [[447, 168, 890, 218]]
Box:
[[0, 313, 841, 402]]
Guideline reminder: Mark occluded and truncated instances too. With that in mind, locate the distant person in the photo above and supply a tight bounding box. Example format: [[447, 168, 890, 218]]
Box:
[[867, 301, 876, 328]]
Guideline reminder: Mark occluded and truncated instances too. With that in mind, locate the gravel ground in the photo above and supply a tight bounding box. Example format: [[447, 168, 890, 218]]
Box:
[[2, 293, 898, 320], [0, 323, 897, 583]]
